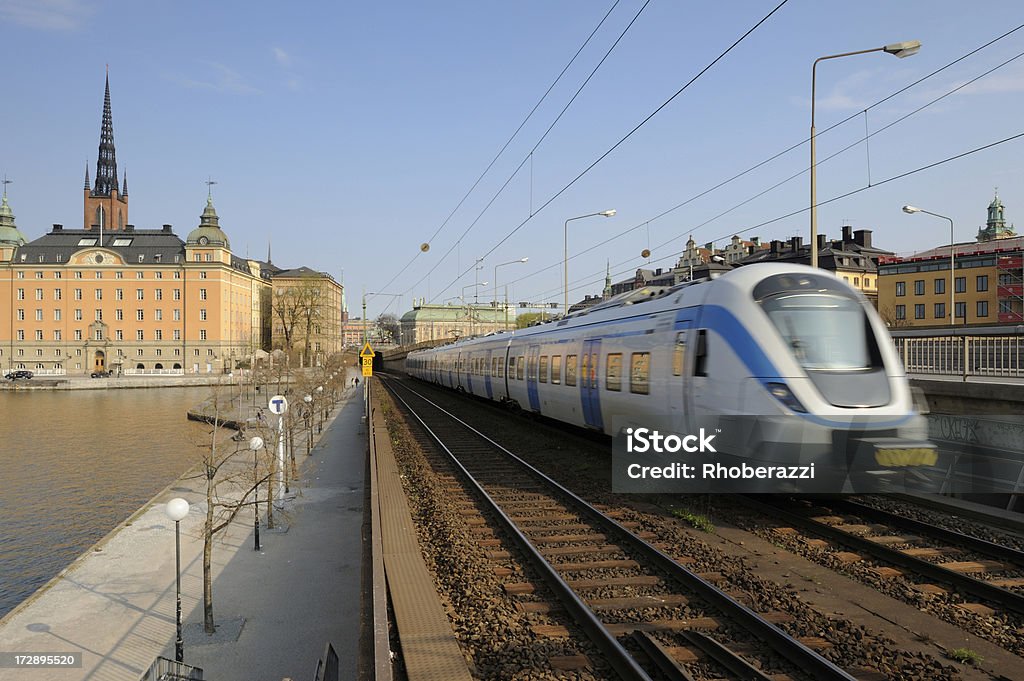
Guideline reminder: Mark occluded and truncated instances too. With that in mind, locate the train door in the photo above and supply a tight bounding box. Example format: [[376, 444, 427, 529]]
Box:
[[466, 352, 474, 394], [669, 318, 693, 434], [484, 349, 494, 400], [580, 338, 603, 430], [526, 345, 541, 411]]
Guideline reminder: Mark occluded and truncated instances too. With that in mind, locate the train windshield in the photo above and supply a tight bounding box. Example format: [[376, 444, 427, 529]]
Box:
[[760, 293, 871, 370]]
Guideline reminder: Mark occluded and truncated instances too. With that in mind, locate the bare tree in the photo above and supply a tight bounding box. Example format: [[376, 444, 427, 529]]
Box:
[[878, 305, 911, 328], [272, 278, 330, 367], [376, 312, 401, 345]]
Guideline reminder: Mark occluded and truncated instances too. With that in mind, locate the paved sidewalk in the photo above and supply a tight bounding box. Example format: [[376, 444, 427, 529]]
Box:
[[0, 368, 367, 681]]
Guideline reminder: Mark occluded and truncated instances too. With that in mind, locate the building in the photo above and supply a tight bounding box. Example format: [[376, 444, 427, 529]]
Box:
[[266, 265, 344, 366], [877, 195, 1024, 328], [400, 300, 514, 344], [0, 75, 344, 375]]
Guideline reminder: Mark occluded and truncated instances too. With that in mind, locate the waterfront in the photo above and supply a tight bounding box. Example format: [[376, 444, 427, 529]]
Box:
[[0, 387, 214, 618]]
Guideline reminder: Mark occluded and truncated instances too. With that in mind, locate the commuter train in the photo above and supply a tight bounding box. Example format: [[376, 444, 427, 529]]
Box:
[[404, 263, 935, 483]]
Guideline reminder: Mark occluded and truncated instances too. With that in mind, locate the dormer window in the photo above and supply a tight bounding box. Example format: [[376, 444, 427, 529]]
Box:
[[77, 238, 98, 247], [112, 237, 133, 247], [138, 255, 144, 263]]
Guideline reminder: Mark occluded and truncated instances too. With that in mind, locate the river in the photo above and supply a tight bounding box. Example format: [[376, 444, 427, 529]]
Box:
[[0, 387, 216, 618]]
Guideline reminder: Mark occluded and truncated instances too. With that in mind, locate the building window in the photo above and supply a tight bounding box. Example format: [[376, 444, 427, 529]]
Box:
[[74, 288, 82, 300], [934, 303, 945, 319], [895, 304, 906, 320], [955, 277, 966, 293], [854, 277, 860, 286], [74, 329, 82, 341], [137, 330, 144, 341], [137, 349, 144, 356], [54, 309, 61, 321], [200, 309, 207, 321], [136, 288, 144, 300], [35, 309, 42, 321], [155, 330, 163, 341], [35, 330, 43, 341], [173, 309, 180, 321], [977, 300, 989, 317], [137, 309, 144, 321], [200, 329, 207, 340], [115, 288, 123, 300], [116, 330, 123, 341], [200, 271, 207, 279], [95, 289, 102, 300], [94, 329, 103, 341], [914, 280, 925, 295], [116, 271, 123, 279], [95, 309, 103, 321], [914, 304, 925, 319], [173, 289, 181, 300], [34, 288, 42, 300], [16, 271, 24, 279], [54, 288, 62, 300], [955, 301, 966, 320], [115, 309, 123, 321], [199, 288, 207, 300], [155, 289, 162, 300], [173, 329, 181, 341], [75, 309, 83, 321], [977, 275, 989, 292], [934, 278, 945, 294], [155, 348, 162, 356], [75, 271, 82, 279], [137, 271, 144, 279], [54, 330, 61, 341], [205, 253, 212, 262], [95, 271, 103, 279], [155, 271, 163, 279], [895, 281, 906, 297], [16, 309, 24, 321]]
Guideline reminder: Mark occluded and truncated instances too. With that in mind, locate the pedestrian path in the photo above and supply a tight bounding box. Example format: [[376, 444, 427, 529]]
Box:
[[0, 367, 366, 681]]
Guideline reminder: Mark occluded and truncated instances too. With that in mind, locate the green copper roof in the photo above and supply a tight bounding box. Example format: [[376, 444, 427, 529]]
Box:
[[186, 196, 230, 248], [0, 194, 27, 246], [401, 304, 513, 324]]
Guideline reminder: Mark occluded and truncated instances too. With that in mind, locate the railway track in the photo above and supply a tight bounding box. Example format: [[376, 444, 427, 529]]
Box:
[[741, 495, 1024, 655], [379, 374, 856, 681]]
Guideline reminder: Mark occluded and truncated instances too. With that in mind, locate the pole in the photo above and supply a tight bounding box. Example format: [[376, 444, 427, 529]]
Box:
[[277, 414, 285, 501], [174, 519, 183, 662], [253, 450, 261, 551], [950, 218, 955, 326]]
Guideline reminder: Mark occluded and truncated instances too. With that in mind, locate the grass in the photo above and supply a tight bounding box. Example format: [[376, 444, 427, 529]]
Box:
[[671, 508, 715, 533], [947, 648, 983, 665]]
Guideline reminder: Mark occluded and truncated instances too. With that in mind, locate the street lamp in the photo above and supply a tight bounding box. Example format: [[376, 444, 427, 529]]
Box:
[[249, 437, 264, 550], [810, 40, 920, 268], [165, 497, 190, 663], [303, 394, 313, 454], [316, 385, 324, 433], [461, 282, 488, 336], [564, 210, 616, 313], [903, 205, 955, 326], [494, 258, 528, 331]]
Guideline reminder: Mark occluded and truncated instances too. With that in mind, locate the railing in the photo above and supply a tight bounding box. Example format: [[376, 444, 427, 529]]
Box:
[[139, 656, 203, 681], [25, 368, 66, 376], [123, 368, 186, 376], [895, 335, 1024, 378]]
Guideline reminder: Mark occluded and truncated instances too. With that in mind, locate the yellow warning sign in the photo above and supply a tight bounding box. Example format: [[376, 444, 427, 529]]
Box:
[[361, 356, 373, 377], [359, 342, 375, 358]]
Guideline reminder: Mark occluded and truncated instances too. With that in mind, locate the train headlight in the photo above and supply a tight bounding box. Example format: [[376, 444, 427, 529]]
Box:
[[766, 382, 807, 413]]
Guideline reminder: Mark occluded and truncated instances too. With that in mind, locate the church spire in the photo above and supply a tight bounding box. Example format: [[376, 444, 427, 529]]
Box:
[[84, 162, 91, 190], [93, 72, 118, 197], [603, 260, 612, 299]]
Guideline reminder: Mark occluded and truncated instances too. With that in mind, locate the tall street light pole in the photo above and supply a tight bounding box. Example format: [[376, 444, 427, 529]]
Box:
[[461, 282, 488, 337], [903, 205, 956, 326], [495, 258, 528, 331], [249, 437, 263, 550], [165, 498, 190, 663], [810, 40, 920, 269], [564, 210, 616, 313]]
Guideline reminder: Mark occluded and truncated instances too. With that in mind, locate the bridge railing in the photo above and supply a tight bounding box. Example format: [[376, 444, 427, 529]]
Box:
[[895, 335, 1024, 378]]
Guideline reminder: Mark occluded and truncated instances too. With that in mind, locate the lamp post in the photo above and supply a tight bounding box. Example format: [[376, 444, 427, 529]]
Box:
[[249, 437, 263, 550], [810, 40, 920, 268], [903, 205, 955, 326], [316, 385, 324, 433], [165, 497, 190, 663], [494, 258, 528, 331], [304, 394, 313, 453], [564, 210, 616, 313], [461, 282, 488, 336]]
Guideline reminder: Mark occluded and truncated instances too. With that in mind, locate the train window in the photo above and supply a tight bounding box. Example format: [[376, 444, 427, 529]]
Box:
[[580, 354, 588, 388], [590, 353, 599, 389], [509, 356, 516, 377], [528, 353, 538, 381], [606, 353, 622, 391], [565, 355, 577, 386], [491, 357, 497, 377], [694, 330, 708, 377], [672, 331, 687, 376], [539, 356, 548, 383], [498, 357, 505, 378], [551, 355, 562, 384], [630, 353, 650, 395], [516, 356, 525, 380]]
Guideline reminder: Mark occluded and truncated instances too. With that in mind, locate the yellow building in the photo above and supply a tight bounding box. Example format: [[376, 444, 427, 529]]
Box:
[[0, 76, 282, 375], [267, 266, 344, 366], [877, 195, 1023, 328]]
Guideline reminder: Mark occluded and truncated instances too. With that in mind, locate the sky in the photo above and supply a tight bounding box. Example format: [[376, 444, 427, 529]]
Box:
[[2, 0, 1024, 320]]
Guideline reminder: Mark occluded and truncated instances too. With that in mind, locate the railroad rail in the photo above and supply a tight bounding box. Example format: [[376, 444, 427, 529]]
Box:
[[379, 374, 856, 681], [743, 495, 1024, 620]]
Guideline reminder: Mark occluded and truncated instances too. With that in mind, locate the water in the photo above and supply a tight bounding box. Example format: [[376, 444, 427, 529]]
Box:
[[0, 387, 216, 618]]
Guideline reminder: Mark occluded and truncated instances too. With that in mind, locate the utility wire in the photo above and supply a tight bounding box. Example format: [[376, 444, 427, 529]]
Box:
[[421, 0, 792, 304], [373, 0, 623, 296]]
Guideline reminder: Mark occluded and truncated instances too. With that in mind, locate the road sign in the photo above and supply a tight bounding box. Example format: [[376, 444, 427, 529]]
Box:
[[361, 356, 373, 377], [359, 342, 375, 358], [268, 394, 289, 415]]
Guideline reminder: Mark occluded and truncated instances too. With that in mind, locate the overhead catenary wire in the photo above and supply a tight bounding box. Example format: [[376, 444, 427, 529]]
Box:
[[372, 0, 623, 297], [502, 29, 1024, 300]]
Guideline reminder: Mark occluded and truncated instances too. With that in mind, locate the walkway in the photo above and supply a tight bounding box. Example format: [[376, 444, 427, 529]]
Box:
[[0, 368, 367, 681]]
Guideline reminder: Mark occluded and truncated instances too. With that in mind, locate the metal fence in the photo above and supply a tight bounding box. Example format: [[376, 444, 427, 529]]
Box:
[[139, 657, 203, 681], [895, 335, 1024, 378]]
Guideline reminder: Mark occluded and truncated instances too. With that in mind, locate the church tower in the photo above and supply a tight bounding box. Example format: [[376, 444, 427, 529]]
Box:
[[83, 72, 128, 232]]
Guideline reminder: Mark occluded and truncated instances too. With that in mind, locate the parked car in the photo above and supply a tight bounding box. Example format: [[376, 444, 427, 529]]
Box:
[[90, 370, 112, 378], [5, 370, 34, 380]]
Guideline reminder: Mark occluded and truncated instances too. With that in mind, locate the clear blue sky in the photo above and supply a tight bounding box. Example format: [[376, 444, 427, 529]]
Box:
[[2, 0, 1023, 319]]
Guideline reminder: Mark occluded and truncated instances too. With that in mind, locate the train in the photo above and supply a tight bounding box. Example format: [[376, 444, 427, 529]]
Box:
[[404, 263, 936, 491]]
